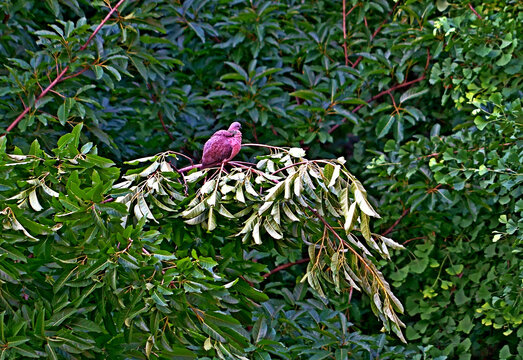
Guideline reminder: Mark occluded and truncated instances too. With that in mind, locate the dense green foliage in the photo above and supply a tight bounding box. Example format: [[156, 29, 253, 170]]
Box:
[[0, 0, 521, 359], [0, 127, 408, 358]]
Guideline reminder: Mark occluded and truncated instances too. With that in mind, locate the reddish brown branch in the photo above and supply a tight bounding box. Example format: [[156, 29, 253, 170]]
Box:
[[424, 47, 431, 72], [158, 111, 175, 141], [328, 75, 425, 134], [342, 1, 350, 66], [79, 0, 124, 51], [2, 0, 126, 136], [402, 236, 426, 245], [262, 258, 310, 279], [60, 66, 90, 81], [3, 66, 70, 135], [381, 208, 410, 236], [149, 85, 175, 142], [270, 124, 278, 136], [178, 164, 203, 173], [468, 3, 482, 19]]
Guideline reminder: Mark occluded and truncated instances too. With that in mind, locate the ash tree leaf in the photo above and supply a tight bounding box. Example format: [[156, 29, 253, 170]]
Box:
[[28, 190, 43, 211]]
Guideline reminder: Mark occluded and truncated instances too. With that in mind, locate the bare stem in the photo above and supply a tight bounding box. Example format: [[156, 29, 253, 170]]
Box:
[[329, 75, 426, 134], [3, 66, 70, 135], [468, 3, 482, 19], [262, 258, 310, 279], [79, 0, 125, 51], [381, 208, 410, 236], [178, 164, 203, 173], [342, 0, 348, 66], [158, 111, 175, 141]]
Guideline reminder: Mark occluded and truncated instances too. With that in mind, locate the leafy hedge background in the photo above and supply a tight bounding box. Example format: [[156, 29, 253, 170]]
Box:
[[0, 0, 521, 359]]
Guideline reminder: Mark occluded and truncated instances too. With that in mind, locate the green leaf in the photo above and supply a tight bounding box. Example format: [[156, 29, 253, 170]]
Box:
[[333, 106, 358, 124], [436, 0, 449, 12], [94, 65, 104, 80], [188, 22, 205, 43], [290, 90, 319, 101], [399, 88, 428, 103], [376, 116, 396, 138], [454, 288, 470, 306], [474, 116, 488, 130], [495, 53, 512, 67], [104, 65, 121, 81], [57, 103, 67, 125], [499, 345, 512, 359], [225, 62, 248, 81]]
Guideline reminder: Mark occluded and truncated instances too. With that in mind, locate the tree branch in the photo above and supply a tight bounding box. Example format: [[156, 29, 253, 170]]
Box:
[[60, 66, 90, 81], [79, 0, 125, 51], [328, 75, 426, 134], [158, 111, 175, 141], [262, 258, 310, 279], [468, 3, 482, 19], [402, 236, 426, 245], [341, 1, 358, 66], [3, 66, 70, 135], [342, 0, 348, 66], [381, 207, 410, 236], [178, 164, 203, 173], [2, 0, 126, 136]]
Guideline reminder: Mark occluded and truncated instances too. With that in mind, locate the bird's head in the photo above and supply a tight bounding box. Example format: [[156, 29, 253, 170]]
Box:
[[228, 122, 242, 132]]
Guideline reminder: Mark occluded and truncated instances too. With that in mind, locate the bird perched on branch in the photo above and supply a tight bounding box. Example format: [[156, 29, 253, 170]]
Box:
[[201, 122, 242, 168]]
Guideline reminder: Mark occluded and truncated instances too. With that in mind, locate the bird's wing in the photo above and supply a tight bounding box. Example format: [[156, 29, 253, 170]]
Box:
[[201, 134, 233, 166], [213, 130, 234, 137]]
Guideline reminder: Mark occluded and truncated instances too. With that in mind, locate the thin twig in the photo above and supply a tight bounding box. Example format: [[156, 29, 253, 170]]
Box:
[[166, 150, 194, 165], [271, 161, 309, 175], [402, 236, 426, 245], [381, 208, 410, 236], [307, 206, 383, 280], [60, 66, 90, 81], [229, 161, 280, 183], [342, 0, 348, 66], [178, 164, 203, 173], [158, 111, 175, 141], [262, 258, 310, 279], [149, 84, 175, 142], [79, 0, 124, 51], [229, 160, 256, 166], [328, 75, 425, 134], [468, 3, 482, 19], [3, 66, 70, 135]]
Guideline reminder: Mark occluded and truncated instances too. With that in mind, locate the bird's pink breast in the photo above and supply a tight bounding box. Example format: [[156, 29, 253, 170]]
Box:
[[229, 132, 242, 160]]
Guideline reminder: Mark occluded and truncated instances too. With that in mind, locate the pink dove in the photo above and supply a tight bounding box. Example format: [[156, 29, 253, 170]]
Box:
[[201, 122, 242, 168]]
